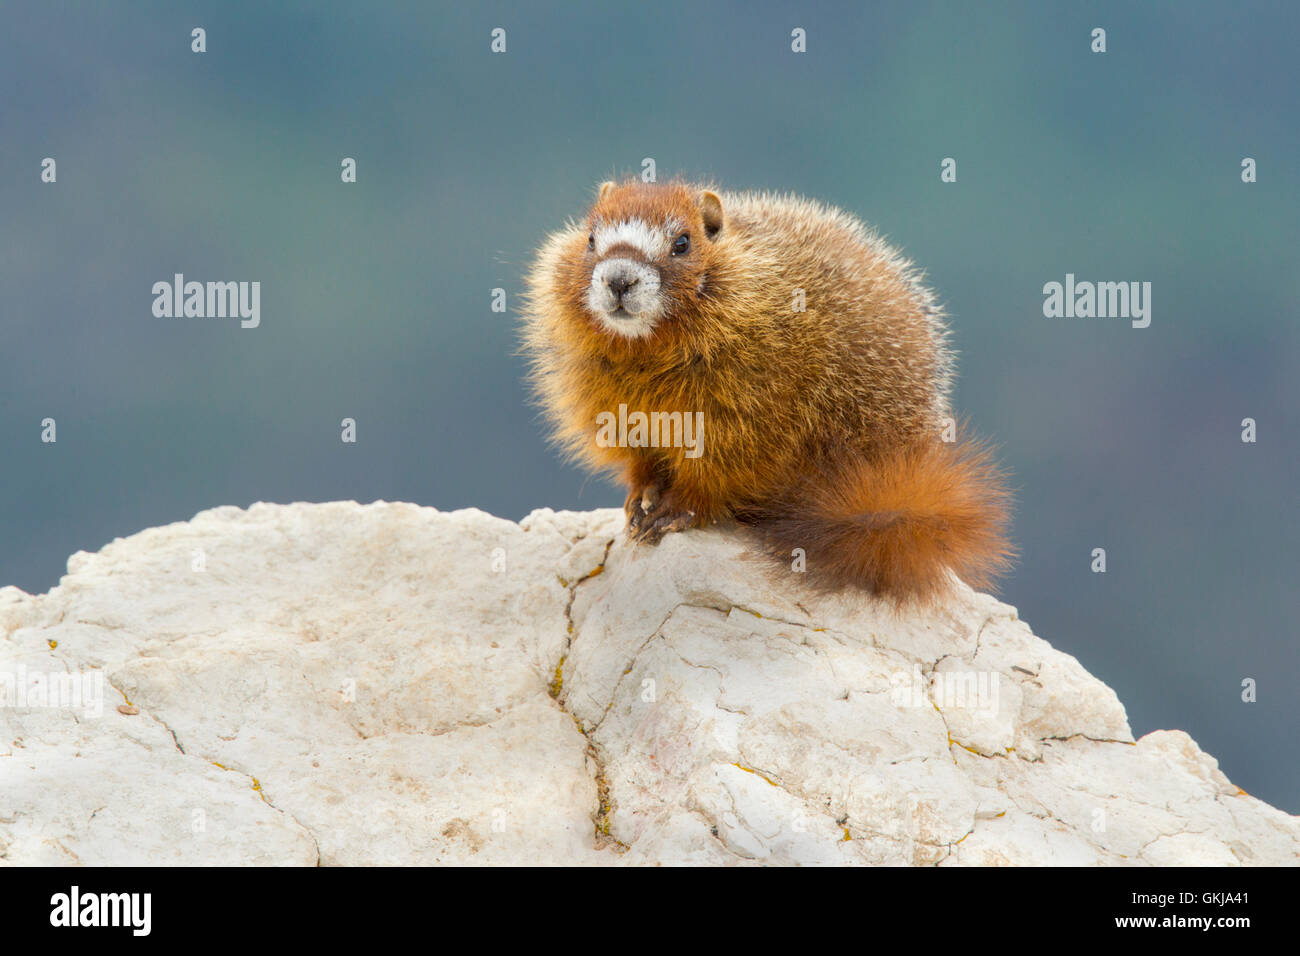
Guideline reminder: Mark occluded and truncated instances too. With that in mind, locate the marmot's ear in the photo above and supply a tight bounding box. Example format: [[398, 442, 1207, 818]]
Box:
[[698, 190, 724, 239], [597, 181, 616, 201]]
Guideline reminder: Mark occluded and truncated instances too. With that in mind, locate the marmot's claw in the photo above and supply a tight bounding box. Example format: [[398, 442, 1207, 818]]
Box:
[[651, 511, 695, 539], [624, 480, 699, 543], [627, 499, 696, 545], [626, 507, 653, 541], [624, 483, 659, 532]]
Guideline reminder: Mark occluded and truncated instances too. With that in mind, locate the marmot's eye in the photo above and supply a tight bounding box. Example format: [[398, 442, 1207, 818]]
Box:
[[672, 233, 690, 256], [588, 233, 595, 251]]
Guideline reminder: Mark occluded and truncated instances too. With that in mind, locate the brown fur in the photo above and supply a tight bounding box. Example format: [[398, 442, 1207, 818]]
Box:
[[521, 178, 1014, 604], [739, 434, 1014, 607]]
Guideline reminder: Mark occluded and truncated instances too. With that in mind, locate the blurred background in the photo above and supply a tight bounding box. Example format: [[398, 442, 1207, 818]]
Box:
[[2, 1, 1296, 811]]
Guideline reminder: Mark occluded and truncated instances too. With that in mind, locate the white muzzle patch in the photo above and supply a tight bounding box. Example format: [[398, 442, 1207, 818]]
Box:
[[592, 218, 673, 259], [586, 257, 663, 338]]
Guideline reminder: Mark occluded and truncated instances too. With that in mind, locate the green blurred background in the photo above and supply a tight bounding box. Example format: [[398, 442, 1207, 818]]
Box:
[[2, 1, 1296, 811]]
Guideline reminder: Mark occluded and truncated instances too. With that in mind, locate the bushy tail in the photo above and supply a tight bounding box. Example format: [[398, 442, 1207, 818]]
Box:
[[741, 436, 1015, 606]]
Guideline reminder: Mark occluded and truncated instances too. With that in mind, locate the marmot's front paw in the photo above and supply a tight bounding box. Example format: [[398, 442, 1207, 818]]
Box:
[[623, 482, 658, 526], [625, 484, 696, 544]]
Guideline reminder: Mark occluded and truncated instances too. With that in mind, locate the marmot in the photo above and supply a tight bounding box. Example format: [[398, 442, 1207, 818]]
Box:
[[522, 179, 1013, 604]]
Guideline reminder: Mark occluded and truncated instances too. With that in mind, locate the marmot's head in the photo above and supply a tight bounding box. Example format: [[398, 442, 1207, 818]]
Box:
[[573, 180, 724, 339]]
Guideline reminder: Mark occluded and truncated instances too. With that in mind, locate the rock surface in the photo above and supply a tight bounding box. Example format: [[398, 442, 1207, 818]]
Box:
[[1, 501, 1296, 866]]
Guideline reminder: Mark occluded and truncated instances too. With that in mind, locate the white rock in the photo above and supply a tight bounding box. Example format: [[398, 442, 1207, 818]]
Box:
[[0, 501, 1295, 866]]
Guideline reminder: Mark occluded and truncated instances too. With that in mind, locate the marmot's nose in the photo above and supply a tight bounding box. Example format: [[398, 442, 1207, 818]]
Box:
[[607, 275, 638, 299]]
